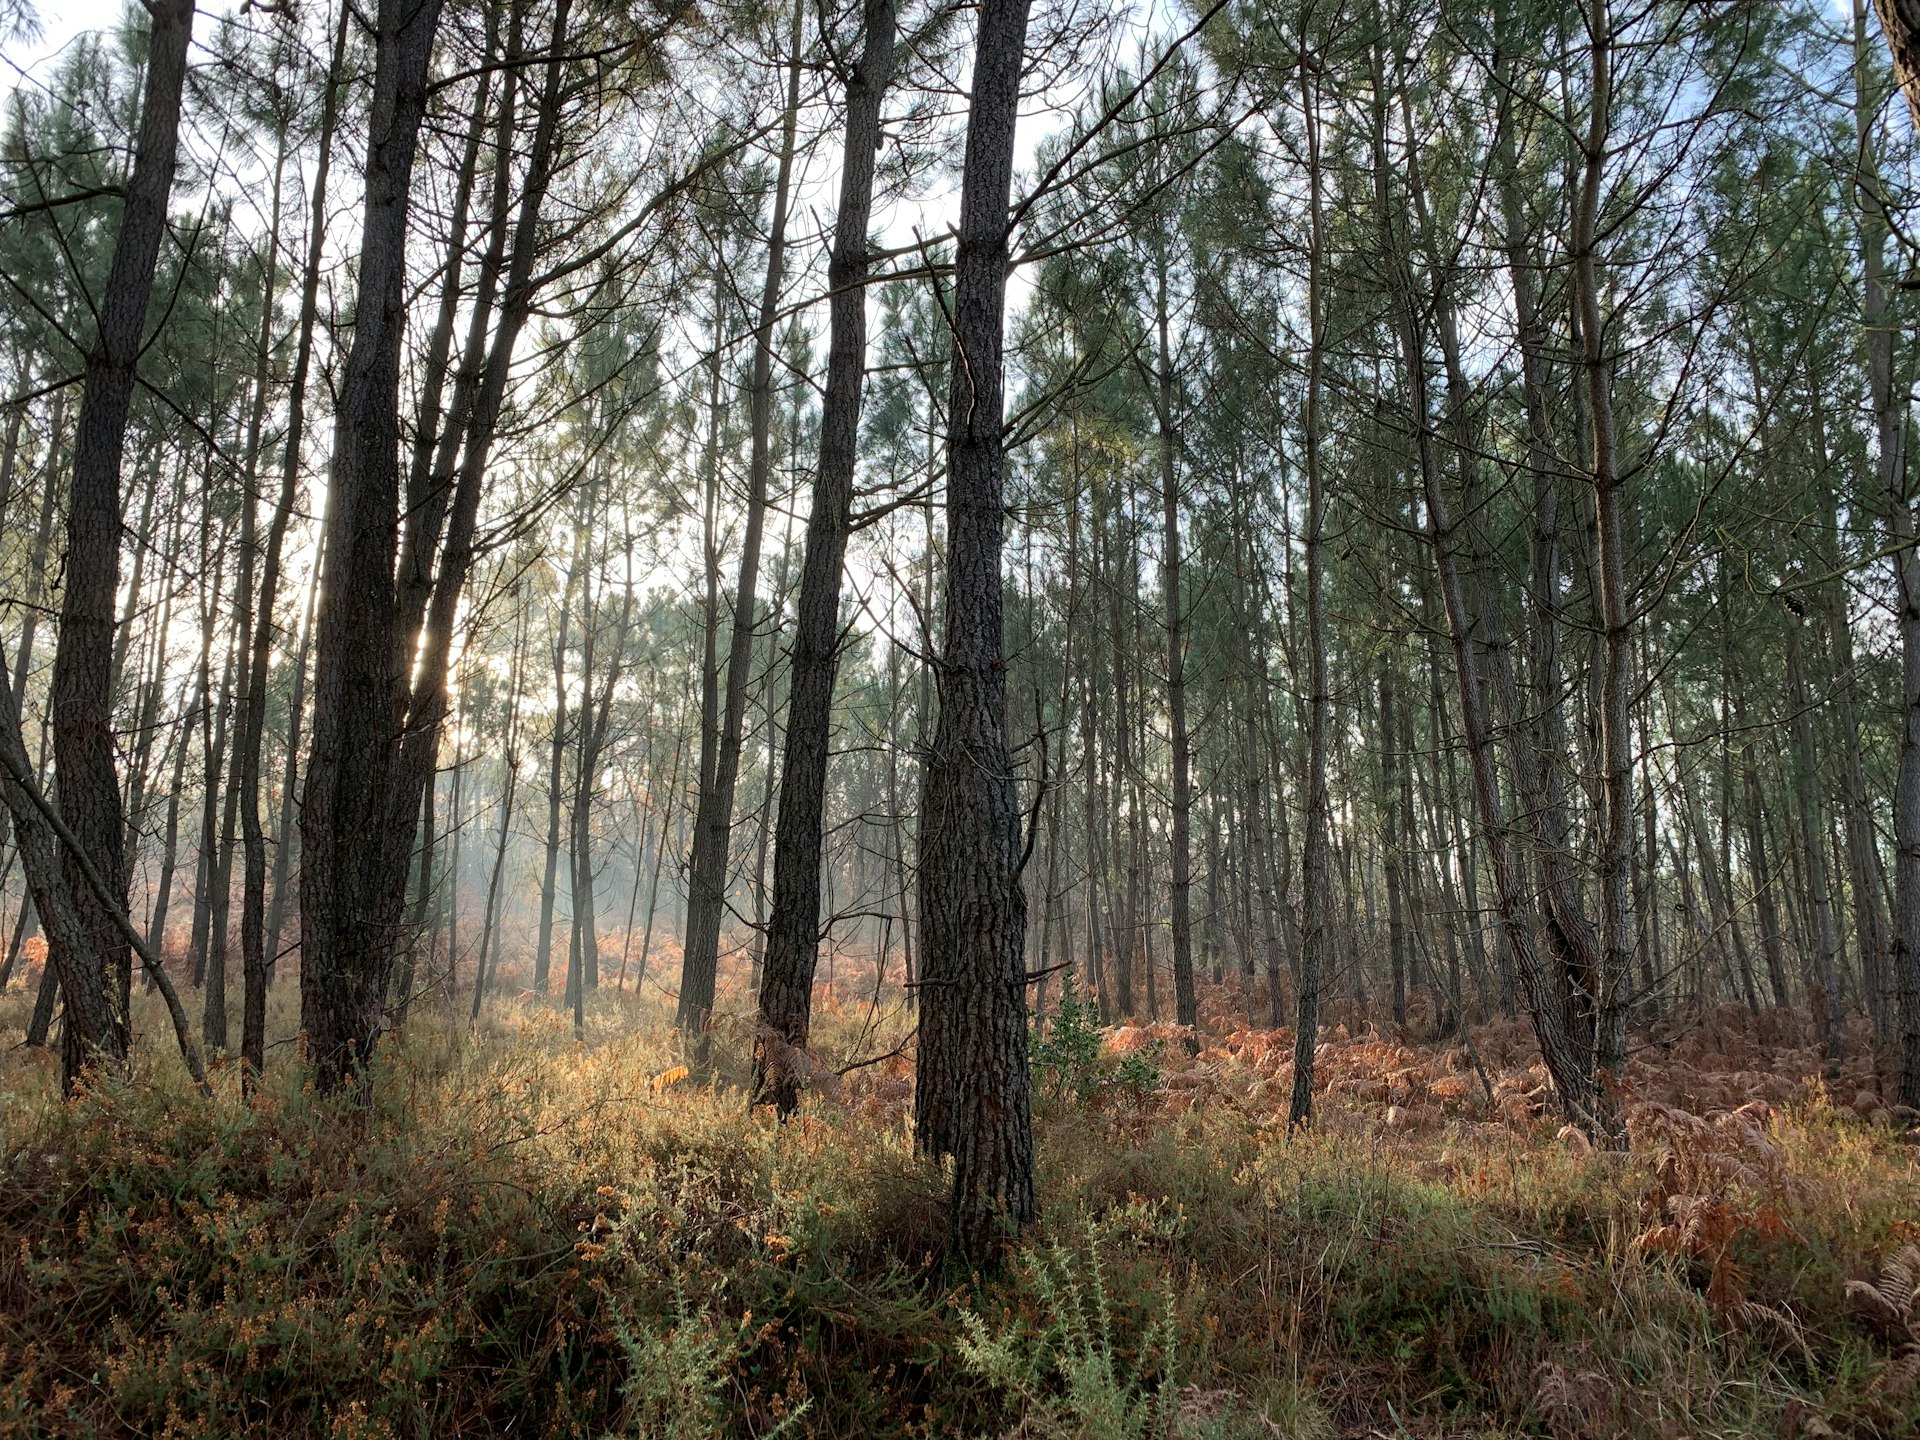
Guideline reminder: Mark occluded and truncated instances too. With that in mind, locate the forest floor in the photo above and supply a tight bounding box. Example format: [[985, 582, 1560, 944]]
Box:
[[0, 962, 1918, 1439]]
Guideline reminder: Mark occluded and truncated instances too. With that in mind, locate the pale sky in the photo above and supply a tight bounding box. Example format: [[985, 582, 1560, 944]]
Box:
[[3, 0, 143, 98]]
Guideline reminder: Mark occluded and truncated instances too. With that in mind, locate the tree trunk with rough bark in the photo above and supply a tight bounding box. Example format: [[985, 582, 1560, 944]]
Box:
[[44, 0, 196, 1086], [299, 0, 445, 1088], [913, 0, 1036, 1265], [755, 0, 897, 1114]]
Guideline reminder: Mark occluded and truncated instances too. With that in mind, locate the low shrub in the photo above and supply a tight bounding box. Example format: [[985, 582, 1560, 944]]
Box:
[[0, 989, 1913, 1437]]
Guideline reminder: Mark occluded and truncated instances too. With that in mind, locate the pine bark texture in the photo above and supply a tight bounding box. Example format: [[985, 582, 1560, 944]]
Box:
[[1571, 0, 1630, 1141], [755, 0, 897, 1115], [43, 0, 196, 1085], [1874, 0, 1920, 127], [300, 0, 445, 1087], [913, 0, 1036, 1265]]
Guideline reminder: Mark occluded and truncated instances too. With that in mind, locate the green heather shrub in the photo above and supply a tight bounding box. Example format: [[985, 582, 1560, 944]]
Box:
[[605, 1280, 809, 1440], [958, 1227, 1182, 1440]]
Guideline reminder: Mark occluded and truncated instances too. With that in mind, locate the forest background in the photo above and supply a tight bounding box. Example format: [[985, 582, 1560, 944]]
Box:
[[4, 0, 1920, 1433]]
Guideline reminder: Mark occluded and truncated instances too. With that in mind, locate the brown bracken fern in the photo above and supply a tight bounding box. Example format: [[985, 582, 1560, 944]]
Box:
[[1847, 1244, 1920, 1413]]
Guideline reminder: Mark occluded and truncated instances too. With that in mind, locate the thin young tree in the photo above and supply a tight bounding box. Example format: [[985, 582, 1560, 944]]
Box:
[[678, 0, 808, 1060]]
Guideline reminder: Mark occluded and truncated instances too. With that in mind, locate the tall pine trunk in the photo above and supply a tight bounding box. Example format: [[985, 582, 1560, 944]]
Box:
[[1860, 0, 1920, 1105], [300, 0, 445, 1088], [42, 0, 196, 1085], [913, 0, 1036, 1264], [1373, 39, 1600, 1134], [1289, 50, 1330, 1127], [678, 1, 806, 1057], [1570, 0, 1630, 1140], [1150, 265, 1196, 1031], [241, 0, 354, 1077], [754, 0, 897, 1113]]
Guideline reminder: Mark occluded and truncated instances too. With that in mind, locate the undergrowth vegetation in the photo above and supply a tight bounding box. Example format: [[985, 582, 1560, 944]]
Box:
[[1, 983, 1917, 1438]]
